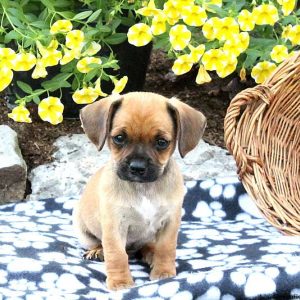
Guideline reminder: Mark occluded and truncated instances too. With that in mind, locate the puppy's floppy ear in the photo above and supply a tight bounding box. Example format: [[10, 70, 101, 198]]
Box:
[[168, 97, 207, 158], [80, 94, 123, 151]]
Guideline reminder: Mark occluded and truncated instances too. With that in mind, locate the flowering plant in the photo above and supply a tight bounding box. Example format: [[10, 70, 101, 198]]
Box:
[[127, 0, 299, 86], [0, 0, 142, 124]]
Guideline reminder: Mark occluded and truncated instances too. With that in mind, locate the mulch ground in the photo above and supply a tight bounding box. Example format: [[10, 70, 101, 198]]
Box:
[[0, 50, 255, 175]]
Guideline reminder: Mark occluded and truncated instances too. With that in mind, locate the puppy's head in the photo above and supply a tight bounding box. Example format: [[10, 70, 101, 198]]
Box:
[[80, 92, 206, 183]]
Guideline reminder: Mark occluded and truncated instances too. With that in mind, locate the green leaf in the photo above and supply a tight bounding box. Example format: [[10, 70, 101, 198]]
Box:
[[105, 33, 127, 45], [17, 81, 33, 94], [281, 15, 297, 25], [7, 8, 25, 21], [71, 76, 79, 91], [4, 30, 22, 42], [244, 49, 261, 68], [32, 96, 40, 104], [96, 25, 111, 33], [40, 0, 55, 10], [85, 68, 99, 82], [59, 11, 75, 19], [41, 73, 72, 91], [250, 38, 277, 49], [110, 19, 122, 32], [23, 38, 34, 48], [30, 20, 48, 28], [87, 9, 102, 23], [121, 16, 136, 27], [50, 72, 72, 82], [41, 80, 71, 91], [73, 10, 93, 21], [8, 15, 25, 28]]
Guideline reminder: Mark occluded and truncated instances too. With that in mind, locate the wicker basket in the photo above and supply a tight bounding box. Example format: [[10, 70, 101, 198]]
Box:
[[224, 52, 300, 235]]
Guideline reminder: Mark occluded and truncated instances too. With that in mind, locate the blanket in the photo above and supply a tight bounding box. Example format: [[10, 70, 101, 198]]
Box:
[[0, 177, 300, 299]]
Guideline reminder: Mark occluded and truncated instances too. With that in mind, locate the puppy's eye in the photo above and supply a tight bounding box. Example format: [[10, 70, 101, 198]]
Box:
[[112, 134, 127, 146], [156, 138, 170, 150]]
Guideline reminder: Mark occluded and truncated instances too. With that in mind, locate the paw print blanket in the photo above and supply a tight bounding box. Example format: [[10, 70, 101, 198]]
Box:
[[0, 177, 300, 299]]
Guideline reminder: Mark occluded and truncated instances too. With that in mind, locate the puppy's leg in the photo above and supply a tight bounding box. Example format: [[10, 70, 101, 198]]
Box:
[[150, 209, 181, 280], [73, 203, 101, 251], [102, 222, 134, 290], [140, 243, 155, 266]]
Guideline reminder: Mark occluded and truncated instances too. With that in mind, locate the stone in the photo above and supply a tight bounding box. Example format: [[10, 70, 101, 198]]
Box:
[[0, 125, 27, 204], [29, 134, 237, 200]]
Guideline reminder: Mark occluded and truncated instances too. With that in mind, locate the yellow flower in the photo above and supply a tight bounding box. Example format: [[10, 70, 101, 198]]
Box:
[[37, 40, 59, 56], [163, 1, 181, 20], [223, 33, 249, 57], [50, 19, 73, 34], [172, 54, 193, 75], [216, 55, 238, 78], [278, 0, 296, 16], [238, 10, 255, 31], [270, 45, 289, 63], [151, 14, 167, 35], [173, 0, 195, 7], [196, 64, 211, 85], [251, 61, 277, 83], [60, 47, 79, 65], [112, 76, 128, 94], [32, 59, 48, 79], [223, 40, 242, 57], [72, 87, 98, 104], [202, 49, 225, 71], [66, 30, 85, 50], [204, 0, 222, 12], [137, 0, 160, 17], [12, 52, 36, 71], [169, 24, 191, 51], [41, 50, 62, 67], [282, 24, 292, 39], [8, 105, 32, 123], [76, 57, 102, 73], [94, 78, 108, 97], [188, 44, 205, 63], [38, 97, 64, 125], [182, 5, 207, 26], [239, 67, 247, 81], [166, 16, 180, 25], [202, 17, 219, 40], [37, 40, 62, 67], [127, 23, 152, 47], [252, 4, 279, 26], [288, 25, 300, 45], [239, 32, 250, 52], [215, 17, 239, 41], [0, 48, 16, 69], [0, 66, 13, 91], [82, 41, 101, 56]]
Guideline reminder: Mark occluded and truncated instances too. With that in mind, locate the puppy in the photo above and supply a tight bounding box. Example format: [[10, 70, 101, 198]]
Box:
[[72, 92, 206, 290]]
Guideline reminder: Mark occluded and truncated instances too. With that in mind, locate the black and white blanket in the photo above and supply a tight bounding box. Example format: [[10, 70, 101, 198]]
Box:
[[0, 177, 300, 299]]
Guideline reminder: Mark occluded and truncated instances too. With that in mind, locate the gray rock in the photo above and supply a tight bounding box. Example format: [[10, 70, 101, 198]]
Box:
[[0, 125, 27, 204], [29, 134, 237, 200]]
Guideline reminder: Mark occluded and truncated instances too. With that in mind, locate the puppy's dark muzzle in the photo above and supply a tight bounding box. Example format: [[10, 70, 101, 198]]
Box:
[[129, 158, 147, 176], [117, 157, 161, 183]]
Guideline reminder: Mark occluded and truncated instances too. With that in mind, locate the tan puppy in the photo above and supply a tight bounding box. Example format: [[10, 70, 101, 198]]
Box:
[[73, 92, 206, 290]]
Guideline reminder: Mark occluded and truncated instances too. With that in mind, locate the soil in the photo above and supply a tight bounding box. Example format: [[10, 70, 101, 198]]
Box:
[[0, 50, 255, 174]]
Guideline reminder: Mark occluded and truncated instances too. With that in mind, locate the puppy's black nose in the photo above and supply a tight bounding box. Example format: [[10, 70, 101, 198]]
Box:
[[129, 158, 147, 175]]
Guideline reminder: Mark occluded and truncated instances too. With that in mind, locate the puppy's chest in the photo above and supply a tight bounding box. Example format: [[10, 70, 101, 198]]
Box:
[[124, 196, 170, 246]]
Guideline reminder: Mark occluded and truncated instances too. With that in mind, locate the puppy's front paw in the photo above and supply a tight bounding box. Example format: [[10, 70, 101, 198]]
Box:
[[106, 276, 135, 291], [150, 265, 176, 280], [83, 246, 104, 261]]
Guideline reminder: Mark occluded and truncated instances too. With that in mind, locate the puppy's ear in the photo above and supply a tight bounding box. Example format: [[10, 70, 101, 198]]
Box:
[[168, 97, 207, 158], [80, 95, 123, 151]]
